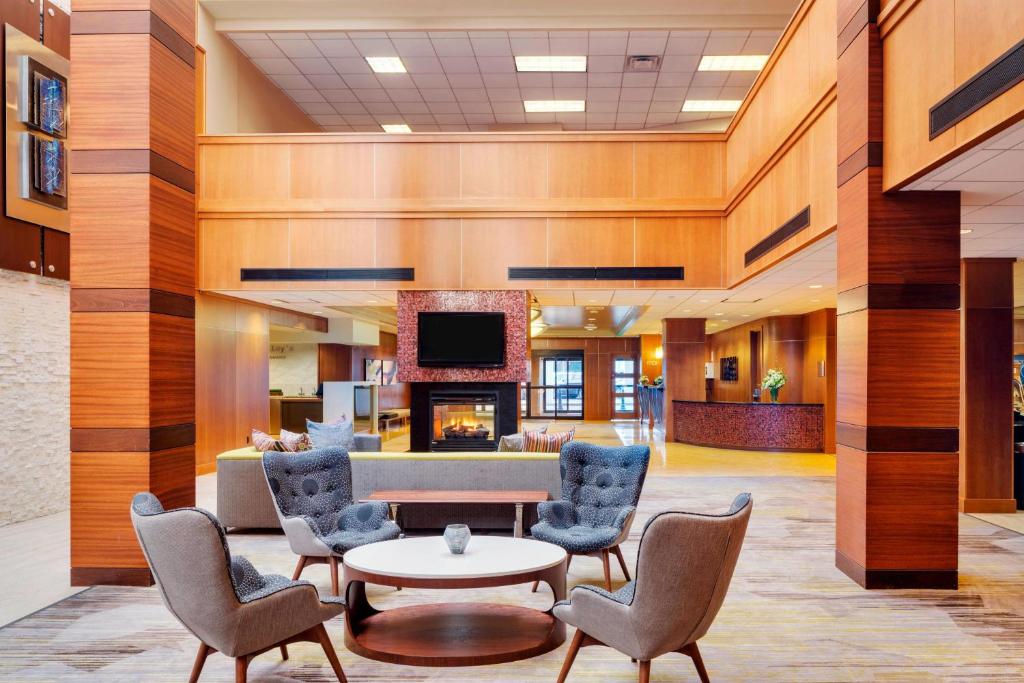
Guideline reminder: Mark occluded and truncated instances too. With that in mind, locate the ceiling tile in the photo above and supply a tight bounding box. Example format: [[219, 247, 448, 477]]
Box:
[[464, 113, 497, 124], [553, 87, 587, 99], [343, 74, 383, 89], [519, 87, 555, 100], [352, 38, 398, 56], [510, 37, 550, 55], [476, 56, 516, 72], [306, 73, 348, 89], [388, 89, 424, 102], [549, 36, 588, 53], [312, 39, 360, 57], [622, 72, 658, 88], [656, 71, 693, 87], [412, 73, 451, 89], [491, 100, 524, 113], [392, 38, 436, 57], [333, 102, 368, 114], [661, 54, 701, 72], [588, 72, 622, 87], [270, 74, 313, 89], [420, 88, 457, 102], [588, 55, 625, 72], [454, 88, 489, 102], [432, 38, 474, 56], [618, 100, 651, 113], [588, 32, 628, 55], [364, 101, 399, 114], [397, 101, 431, 113], [586, 100, 619, 112], [586, 87, 620, 101], [375, 73, 415, 88], [691, 71, 729, 87], [552, 72, 588, 88], [704, 35, 747, 53], [955, 151, 1024, 182], [487, 88, 522, 102], [299, 101, 337, 115], [328, 57, 371, 74], [649, 100, 684, 112], [403, 113, 437, 123], [471, 37, 512, 56], [620, 87, 654, 101], [440, 56, 481, 73], [482, 73, 519, 87], [402, 56, 444, 73], [459, 101, 493, 113], [350, 88, 390, 102], [446, 73, 485, 88], [495, 113, 526, 123], [984, 121, 1024, 150], [742, 36, 779, 54], [253, 58, 299, 75], [517, 72, 552, 88], [626, 31, 668, 54], [312, 114, 345, 125], [293, 57, 335, 75], [665, 35, 707, 55], [285, 89, 327, 103], [434, 113, 467, 124], [233, 39, 285, 59], [275, 39, 321, 59], [428, 31, 469, 39]]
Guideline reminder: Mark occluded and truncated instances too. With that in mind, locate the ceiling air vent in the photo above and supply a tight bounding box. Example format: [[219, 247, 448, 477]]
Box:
[[624, 55, 662, 73]]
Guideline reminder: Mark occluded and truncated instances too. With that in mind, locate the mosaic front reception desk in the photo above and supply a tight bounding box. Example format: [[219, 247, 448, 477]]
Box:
[[672, 400, 824, 452]]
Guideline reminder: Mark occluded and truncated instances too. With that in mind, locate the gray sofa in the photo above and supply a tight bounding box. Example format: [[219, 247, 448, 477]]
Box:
[[216, 446, 561, 532]]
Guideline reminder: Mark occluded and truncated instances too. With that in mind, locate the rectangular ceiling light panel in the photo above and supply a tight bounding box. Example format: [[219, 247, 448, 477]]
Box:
[[682, 99, 742, 112], [382, 123, 412, 133], [698, 55, 769, 71], [524, 99, 585, 112], [515, 55, 587, 72], [366, 56, 406, 73]]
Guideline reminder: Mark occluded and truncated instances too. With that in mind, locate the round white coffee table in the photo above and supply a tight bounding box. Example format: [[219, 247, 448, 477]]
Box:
[[342, 536, 568, 666]]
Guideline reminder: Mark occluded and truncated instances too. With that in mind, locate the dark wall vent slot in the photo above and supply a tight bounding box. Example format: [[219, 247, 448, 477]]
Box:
[[508, 266, 684, 281], [240, 267, 414, 281], [743, 206, 811, 267], [930, 37, 1024, 139]]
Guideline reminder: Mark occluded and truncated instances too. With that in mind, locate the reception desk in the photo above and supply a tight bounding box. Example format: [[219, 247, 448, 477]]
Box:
[[672, 400, 824, 452]]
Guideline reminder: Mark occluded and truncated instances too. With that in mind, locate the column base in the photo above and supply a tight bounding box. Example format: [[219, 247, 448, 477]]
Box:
[[71, 567, 154, 587], [836, 551, 958, 590], [959, 497, 1018, 513]]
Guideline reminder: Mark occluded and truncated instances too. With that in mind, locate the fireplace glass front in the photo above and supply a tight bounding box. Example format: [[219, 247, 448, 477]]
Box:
[[431, 395, 496, 451]]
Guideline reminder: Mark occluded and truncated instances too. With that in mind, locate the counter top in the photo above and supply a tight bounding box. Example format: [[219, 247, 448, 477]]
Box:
[[270, 396, 322, 402]]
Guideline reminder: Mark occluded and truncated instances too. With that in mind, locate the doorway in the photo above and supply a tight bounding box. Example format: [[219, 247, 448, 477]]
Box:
[[613, 355, 638, 418], [527, 352, 584, 419]]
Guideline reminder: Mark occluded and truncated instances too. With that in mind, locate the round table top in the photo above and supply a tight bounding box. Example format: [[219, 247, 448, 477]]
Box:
[[343, 536, 566, 580]]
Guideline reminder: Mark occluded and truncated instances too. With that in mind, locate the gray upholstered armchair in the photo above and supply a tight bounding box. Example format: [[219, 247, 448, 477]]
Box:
[[129, 493, 348, 683], [531, 441, 650, 591], [262, 448, 401, 595], [553, 493, 753, 683]]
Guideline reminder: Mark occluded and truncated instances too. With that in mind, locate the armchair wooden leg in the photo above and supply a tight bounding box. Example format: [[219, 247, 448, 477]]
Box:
[[292, 556, 309, 581], [556, 628, 586, 683], [329, 557, 340, 596], [611, 546, 631, 581], [280, 644, 289, 660], [313, 623, 348, 683], [234, 656, 248, 683], [638, 660, 650, 683], [680, 642, 710, 683], [188, 642, 212, 683], [600, 549, 612, 591]]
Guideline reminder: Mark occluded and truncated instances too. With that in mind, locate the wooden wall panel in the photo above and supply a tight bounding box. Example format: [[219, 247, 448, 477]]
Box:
[[635, 217, 723, 289], [374, 143, 460, 199], [662, 319, 707, 441], [318, 344, 353, 383], [149, 38, 196, 170], [289, 143, 373, 199], [195, 294, 270, 474], [375, 219, 461, 289], [547, 217, 634, 288], [460, 142, 547, 199], [150, 313, 195, 427], [72, 0, 196, 44], [546, 142, 633, 199], [635, 142, 724, 199], [71, 313, 151, 428], [200, 218, 288, 290], [200, 143, 289, 201], [288, 218, 376, 269], [461, 218, 548, 289]]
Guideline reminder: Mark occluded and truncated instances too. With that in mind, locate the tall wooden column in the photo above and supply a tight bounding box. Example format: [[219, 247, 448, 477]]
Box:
[[960, 258, 1016, 513], [69, 1, 197, 586], [835, 0, 961, 589], [662, 319, 707, 442]]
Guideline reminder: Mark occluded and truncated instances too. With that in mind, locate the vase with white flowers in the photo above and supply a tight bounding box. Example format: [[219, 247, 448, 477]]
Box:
[[761, 368, 787, 403]]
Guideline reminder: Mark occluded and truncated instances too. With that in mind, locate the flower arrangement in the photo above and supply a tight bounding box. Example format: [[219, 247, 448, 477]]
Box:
[[639, 375, 651, 387], [654, 375, 664, 386], [761, 368, 787, 402]]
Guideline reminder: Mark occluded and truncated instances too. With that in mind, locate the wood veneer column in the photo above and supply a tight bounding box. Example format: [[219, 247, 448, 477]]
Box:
[[835, 0, 961, 589], [69, 0, 197, 586], [960, 258, 1015, 513], [662, 319, 707, 442]]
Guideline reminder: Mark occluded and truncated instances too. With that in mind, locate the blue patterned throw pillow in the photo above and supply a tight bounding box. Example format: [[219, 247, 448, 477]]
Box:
[[306, 418, 355, 451]]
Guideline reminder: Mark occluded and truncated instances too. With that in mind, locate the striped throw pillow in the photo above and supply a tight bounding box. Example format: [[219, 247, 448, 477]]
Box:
[[523, 428, 576, 452], [252, 429, 284, 452]]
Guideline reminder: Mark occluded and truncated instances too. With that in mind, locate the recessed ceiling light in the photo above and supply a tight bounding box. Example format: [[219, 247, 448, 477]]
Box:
[[381, 123, 411, 133], [524, 99, 585, 112], [960, 228, 973, 234], [699, 299, 709, 303], [741, 314, 750, 317], [714, 312, 723, 316], [771, 309, 780, 313], [515, 55, 587, 72], [682, 99, 742, 112], [588, 299, 596, 303], [698, 55, 769, 71], [682, 309, 692, 313], [810, 299, 820, 303], [313, 310, 322, 315], [271, 299, 285, 304], [366, 56, 406, 73], [808, 284, 823, 289]]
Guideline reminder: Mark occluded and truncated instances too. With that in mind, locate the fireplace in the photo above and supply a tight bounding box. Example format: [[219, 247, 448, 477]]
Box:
[[411, 382, 519, 452]]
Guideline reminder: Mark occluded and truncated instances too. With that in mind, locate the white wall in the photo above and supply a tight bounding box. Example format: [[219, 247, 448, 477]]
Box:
[[269, 343, 319, 397], [198, 5, 319, 134], [0, 270, 69, 527]]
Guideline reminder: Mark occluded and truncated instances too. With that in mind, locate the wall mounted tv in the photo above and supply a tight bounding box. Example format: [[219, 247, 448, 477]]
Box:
[[417, 311, 506, 368]]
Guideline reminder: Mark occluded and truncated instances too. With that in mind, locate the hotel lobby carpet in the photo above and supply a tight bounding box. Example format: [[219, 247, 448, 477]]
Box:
[[3, 469, 1024, 681]]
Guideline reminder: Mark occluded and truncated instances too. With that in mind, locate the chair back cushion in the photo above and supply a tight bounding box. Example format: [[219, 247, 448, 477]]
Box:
[[262, 448, 354, 535], [129, 493, 241, 652], [631, 494, 753, 655], [559, 441, 650, 528]]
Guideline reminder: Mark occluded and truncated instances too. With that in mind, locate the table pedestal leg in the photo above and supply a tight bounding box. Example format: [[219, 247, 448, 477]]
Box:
[[514, 503, 524, 537]]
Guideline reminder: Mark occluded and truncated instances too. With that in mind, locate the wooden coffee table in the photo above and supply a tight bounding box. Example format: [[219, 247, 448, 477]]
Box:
[[342, 536, 567, 666], [363, 489, 550, 537]]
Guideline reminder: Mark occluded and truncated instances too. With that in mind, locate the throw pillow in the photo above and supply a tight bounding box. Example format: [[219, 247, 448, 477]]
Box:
[[523, 428, 576, 452], [279, 429, 311, 452], [306, 417, 356, 451], [252, 429, 285, 452]]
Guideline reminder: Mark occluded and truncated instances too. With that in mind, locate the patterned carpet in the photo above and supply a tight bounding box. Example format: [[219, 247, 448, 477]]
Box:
[[3, 471, 1024, 682]]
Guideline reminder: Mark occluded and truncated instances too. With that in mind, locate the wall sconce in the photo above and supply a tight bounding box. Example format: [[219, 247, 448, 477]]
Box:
[[655, 346, 663, 359], [818, 359, 826, 377]]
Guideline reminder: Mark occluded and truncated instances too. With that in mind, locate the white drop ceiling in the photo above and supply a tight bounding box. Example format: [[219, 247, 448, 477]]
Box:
[[906, 118, 1024, 258], [222, 28, 782, 132]]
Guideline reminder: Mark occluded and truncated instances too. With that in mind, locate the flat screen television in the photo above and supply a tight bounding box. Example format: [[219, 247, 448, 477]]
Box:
[[417, 311, 506, 368]]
